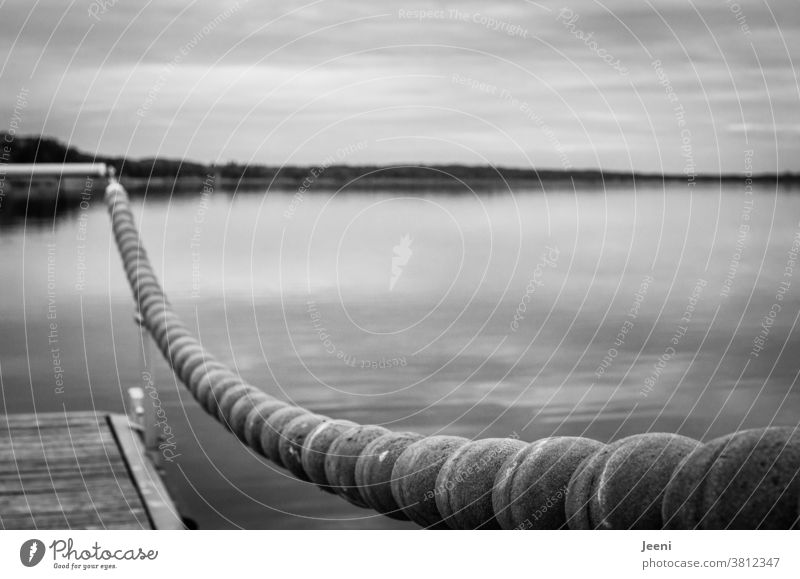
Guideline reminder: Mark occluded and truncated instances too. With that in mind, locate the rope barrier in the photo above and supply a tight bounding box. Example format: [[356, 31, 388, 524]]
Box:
[[104, 174, 800, 529]]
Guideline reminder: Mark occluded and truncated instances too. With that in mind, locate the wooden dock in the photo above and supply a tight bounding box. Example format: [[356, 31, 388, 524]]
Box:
[[0, 411, 183, 529]]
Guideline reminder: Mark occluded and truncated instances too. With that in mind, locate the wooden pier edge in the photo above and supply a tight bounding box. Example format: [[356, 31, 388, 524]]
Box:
[[106, 414, 184, 530], [0, 411, 184, 530]]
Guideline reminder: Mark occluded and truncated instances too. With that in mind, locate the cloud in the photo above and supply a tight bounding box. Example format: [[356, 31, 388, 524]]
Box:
[[727, 123, 800, 134], [1, 0, 798, 172]]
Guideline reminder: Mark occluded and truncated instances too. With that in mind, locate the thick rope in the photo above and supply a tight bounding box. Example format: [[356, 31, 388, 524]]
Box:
[[105, 176, 800, 530]]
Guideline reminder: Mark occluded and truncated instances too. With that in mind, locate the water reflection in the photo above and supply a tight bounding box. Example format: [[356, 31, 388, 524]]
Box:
[[1, 182, 798, 528]]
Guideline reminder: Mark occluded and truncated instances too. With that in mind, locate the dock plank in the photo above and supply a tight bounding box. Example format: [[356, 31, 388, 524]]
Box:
[[0, 412, 183, 530]]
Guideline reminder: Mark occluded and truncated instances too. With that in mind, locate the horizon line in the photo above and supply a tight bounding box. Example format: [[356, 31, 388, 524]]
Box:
[[2, 133, 797, 180]]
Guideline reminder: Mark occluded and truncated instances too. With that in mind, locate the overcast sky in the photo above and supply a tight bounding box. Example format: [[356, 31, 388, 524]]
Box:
[[1, 0, 798, 173]]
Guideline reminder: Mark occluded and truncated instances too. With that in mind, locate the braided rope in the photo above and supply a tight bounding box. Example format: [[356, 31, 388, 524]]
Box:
[[105, 176, 800, 529]]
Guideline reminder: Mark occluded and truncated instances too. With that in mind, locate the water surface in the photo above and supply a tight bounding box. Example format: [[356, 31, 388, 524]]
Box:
[[1, 181, 798, 528]]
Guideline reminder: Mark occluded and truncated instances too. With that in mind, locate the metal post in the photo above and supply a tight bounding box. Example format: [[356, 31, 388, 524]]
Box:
[[1, 163, 108, 177], [127, 387, 145, 427], [134, 309, 160, 459]]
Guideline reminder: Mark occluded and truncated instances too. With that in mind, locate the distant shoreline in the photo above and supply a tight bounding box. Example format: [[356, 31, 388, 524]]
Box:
[[2, 134, 798, 199], [115, 171, 797, 195]]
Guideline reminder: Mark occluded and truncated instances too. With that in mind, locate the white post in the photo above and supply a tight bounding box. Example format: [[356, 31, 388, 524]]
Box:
[[0, 163, 108, 177], [134, 310, 160, 458], [127, 387, 145, 427]]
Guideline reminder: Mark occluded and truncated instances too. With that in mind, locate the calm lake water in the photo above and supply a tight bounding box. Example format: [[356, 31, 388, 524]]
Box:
[[1, 182, 799, 529]]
